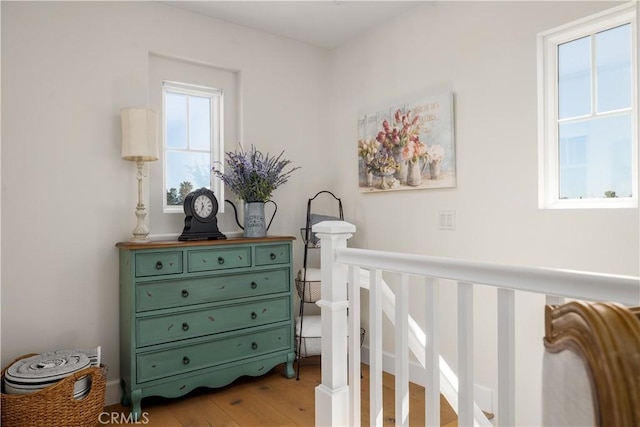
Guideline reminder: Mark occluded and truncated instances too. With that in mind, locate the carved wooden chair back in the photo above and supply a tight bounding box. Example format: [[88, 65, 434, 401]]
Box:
[[543, 301, 640, 426]]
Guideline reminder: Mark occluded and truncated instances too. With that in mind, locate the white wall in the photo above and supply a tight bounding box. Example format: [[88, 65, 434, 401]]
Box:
[[1, 0, 330, 403], [329, 1, 638, 425], [2, 1, 638, 422]]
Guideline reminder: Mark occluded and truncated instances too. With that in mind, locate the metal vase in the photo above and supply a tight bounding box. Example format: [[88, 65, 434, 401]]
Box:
[[243, 201, 277, 238]]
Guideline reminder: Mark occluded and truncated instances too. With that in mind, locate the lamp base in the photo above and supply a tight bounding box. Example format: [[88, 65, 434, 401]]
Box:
[[130, 161, 151, 242], [130, 234, 151, 243]]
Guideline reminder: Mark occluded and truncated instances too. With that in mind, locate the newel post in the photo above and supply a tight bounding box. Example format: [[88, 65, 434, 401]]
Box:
[[313, 220, 356, 427]]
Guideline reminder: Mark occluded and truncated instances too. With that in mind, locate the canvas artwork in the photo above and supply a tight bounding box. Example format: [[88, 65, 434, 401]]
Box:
[[357, 92, 455, 193]]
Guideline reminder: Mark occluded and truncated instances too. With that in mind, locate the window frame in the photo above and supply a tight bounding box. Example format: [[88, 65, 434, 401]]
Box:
[[537, 2, 638, 209], [161, 81, 225, 213]]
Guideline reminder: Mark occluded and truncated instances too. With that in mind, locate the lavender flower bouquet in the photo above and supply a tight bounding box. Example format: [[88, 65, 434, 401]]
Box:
[[213, 145, 299, 202]]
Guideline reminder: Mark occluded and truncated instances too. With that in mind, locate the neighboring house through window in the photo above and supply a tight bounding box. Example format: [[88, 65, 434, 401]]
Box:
[[538, 2, 637, 208]]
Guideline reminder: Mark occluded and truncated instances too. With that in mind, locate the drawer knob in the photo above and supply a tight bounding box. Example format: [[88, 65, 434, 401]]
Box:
[[218, 257, 225, 265], [251, 281, 258, 289], [251, 342, 258, 350], [181, 289, 189, 298], [183, 356, 190, 365], [182, 322, 189, 331], [155, 261, 163, 270], [251, 312, 257, 320], [270, 253, 276, 260]]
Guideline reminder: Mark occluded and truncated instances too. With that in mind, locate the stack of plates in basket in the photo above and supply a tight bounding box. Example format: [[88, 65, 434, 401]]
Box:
[[4, 347, 100, 399]]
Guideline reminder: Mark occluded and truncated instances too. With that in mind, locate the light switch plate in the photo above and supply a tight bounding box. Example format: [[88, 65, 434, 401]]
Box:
[[439, 210, 455, 231]]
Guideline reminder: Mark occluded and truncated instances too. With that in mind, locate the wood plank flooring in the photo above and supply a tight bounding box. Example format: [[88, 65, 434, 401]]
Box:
[[104, 362, 458, 426]]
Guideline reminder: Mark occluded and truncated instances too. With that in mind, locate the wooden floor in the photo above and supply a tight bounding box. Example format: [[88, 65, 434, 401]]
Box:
[[105, 362, 458, 426]]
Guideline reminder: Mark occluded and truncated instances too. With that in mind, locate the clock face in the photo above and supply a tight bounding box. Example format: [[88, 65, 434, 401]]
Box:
[[193, 194, 214, 219]]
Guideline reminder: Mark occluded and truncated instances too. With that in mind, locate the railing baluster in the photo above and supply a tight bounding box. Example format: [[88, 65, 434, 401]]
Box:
[[395, 274, 410, 427], [370, 269, 383, 426], [458, 281, 474, 427], [348, 265, 361, 427], [425, 277, 440, 427], [497, 288, 515, 426]]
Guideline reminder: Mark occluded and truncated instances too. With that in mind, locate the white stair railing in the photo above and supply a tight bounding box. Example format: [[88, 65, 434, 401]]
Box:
[[313, 221, 640, 427], [356, 268, 491, 427]]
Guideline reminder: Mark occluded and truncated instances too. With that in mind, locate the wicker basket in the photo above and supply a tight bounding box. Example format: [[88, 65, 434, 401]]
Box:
[[295, 277, 322, 303], [295, 267, 323, 303], [1, 354, 107, 427]]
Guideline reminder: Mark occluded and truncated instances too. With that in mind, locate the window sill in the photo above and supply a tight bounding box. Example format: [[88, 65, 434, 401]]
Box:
[[541, 198, 638, 210]]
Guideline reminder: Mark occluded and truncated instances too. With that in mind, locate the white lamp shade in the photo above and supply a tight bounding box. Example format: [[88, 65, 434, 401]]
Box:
[[121, 108, 159, 161]]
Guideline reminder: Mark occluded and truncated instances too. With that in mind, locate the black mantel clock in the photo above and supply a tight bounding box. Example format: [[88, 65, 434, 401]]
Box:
[[178, 188, 227, 241]]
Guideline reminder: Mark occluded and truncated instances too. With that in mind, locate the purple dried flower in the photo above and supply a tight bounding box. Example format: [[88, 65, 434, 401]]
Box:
[[212, 144, 300, 202]]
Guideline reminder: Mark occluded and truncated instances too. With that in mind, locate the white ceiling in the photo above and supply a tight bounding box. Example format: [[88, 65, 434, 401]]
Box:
[[160, 1, 421, 49]]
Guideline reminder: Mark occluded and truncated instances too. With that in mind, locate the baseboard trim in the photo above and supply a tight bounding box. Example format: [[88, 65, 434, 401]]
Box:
[[106, 379, 121, 406]]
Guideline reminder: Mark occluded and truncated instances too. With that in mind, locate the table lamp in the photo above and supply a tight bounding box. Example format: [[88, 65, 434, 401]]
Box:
[[121, 108, 159, 242]]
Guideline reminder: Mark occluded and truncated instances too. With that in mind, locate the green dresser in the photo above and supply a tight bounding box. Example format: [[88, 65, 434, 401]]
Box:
[[117, 237, 295, 421]]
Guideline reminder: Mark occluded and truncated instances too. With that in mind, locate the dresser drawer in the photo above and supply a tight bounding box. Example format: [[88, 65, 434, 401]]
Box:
[[255, 244, 290, 266], [136, 269, 289, 312], [188, 247, 251, 272], [137, 324, 291, 382], [136, 296, 290, 347], [135, 252, 183, 277]]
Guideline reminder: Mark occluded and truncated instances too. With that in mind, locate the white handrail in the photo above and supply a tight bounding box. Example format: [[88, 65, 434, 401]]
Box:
[[336, 247, 639, 305], [313, 221, 640, 427]]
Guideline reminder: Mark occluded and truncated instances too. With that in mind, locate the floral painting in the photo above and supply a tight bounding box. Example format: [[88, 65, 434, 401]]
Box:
[[357, 92, 455, 192]]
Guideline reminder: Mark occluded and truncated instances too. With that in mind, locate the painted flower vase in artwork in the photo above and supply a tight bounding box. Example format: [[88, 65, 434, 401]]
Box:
[[372, 170, 395, 190], [429, 159, 442, 180], [358, 158, 367, 186], [393, 148, 408, 185], [359, 157, 373, 187], [407, 160, 426, 187]]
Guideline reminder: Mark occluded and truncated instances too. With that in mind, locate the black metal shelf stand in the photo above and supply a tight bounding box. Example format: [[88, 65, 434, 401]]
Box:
[[295, 191, 344, 380]]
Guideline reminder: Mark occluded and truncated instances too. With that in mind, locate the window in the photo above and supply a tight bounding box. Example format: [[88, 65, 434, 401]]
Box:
[[538, 3, 637, 208], [162, 81, 224, 212]]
